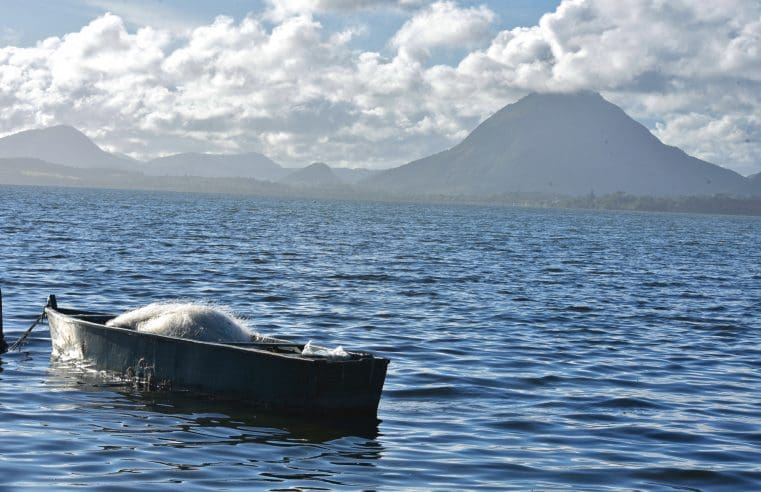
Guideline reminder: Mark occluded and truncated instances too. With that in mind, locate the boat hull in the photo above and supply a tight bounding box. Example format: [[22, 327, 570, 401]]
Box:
[[46, 307, 388, 417]]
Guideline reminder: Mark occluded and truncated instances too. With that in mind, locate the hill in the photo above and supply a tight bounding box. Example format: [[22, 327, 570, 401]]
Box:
[[147, 152, 287, 181], [0, 125, 134, 171], [280, 162, 343, 188], [332, 167, 381, 184], [0, 156, 293, 195], [0, 157, 141, 186], [749, 171, 761, 191], [365, 92, 751, 197]]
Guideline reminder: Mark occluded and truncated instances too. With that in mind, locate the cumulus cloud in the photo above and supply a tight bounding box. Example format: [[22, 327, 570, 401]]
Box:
[[0, 0, 760, 174], [390, 1, 495, 59], [654, 109, 761, 175]]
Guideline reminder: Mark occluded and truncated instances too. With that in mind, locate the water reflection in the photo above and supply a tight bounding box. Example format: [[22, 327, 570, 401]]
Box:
[[42, 358, 384, 489], [47, 358, 381, 440]]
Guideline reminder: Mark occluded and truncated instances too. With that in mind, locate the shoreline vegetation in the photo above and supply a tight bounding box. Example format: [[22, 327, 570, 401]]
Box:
[[3, 164, 761, 217]]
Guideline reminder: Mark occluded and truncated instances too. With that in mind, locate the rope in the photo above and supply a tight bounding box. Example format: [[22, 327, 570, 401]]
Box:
[[8, 310, 47, 352]]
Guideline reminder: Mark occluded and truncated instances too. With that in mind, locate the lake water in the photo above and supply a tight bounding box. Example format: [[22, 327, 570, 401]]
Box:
[[1, 185, 760, 490]]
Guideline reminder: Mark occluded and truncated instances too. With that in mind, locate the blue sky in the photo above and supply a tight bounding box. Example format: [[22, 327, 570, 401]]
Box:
[[2, 0, 560, 48], [0, 1, 759, 174]]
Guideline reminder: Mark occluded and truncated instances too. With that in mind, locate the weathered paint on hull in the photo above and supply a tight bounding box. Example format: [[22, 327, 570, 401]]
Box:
[[46, 308, 388, 417]]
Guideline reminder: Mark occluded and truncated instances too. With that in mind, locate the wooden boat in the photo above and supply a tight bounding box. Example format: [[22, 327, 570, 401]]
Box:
[[45, 296, 388, 417]]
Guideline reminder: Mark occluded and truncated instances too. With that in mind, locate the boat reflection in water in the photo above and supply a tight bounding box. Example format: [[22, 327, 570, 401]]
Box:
[[48, 356, 382, 440], [45, 357, 385, 488]]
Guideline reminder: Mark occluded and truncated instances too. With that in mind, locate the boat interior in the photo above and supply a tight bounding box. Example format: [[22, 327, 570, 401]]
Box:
[[51, 308, 373, 359]]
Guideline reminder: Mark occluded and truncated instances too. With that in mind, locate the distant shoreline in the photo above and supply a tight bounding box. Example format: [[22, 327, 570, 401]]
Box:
[[3, 180, 761, 218]]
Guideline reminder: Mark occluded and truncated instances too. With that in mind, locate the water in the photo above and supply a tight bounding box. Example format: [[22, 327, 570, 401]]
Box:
[[1, 185, 761, 491]]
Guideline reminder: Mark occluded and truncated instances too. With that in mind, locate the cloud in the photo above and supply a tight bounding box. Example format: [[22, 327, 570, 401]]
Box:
[[390, 1, 496, 59], [1, 27, 22, 46], [264, 0, 428, 21], [81, 0, 204, 32], [654, 108, 761, 176], [0, 1, 760, 174]]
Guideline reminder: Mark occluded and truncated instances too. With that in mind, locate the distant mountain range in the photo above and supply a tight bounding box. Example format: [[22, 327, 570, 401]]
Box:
[[0, 125, 375, 185], [0, 93, 759, 202], [364, 92, 753, 197], [147, 152, 287, 181]]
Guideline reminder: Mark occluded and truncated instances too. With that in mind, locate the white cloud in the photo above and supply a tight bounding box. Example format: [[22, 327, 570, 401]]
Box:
[[390, 1, 495, 59], [264, 0, 428, 21], [81, 0, 203, 32], [0, 1, 760, 175], [654, 109, 761, 176]]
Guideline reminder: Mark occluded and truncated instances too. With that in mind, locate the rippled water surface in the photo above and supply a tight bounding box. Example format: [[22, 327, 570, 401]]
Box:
[[1, 185, 761, 490]]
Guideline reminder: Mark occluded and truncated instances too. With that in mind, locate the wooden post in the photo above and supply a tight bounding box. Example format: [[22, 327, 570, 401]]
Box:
[[0, 288, 7, 353]]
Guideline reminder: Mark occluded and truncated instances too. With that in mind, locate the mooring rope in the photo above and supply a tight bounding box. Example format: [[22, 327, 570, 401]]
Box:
[[8, 310, 47, 352]]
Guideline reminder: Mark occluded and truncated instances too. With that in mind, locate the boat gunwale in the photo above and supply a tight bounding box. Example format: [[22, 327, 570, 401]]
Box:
[[45, 307, 386, 365]]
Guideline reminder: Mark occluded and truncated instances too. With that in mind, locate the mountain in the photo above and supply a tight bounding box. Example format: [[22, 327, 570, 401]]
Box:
[[0, 125, 134, 170], [749, 172, 761, 195], [280, 162, 343, 188], [147, 152, 287, 181], [365, 92, 751, 197], [332, 167, 381, 184]]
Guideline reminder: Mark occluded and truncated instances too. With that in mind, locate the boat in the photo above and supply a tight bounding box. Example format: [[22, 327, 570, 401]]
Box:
[[44, 295, 389, 417]]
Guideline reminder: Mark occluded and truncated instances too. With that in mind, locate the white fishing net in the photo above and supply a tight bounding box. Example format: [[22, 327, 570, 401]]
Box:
[[105, 302, 259, 343]]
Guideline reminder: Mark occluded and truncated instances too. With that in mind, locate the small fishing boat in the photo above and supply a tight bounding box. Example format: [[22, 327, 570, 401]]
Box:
[[44, 296, 389, 417]]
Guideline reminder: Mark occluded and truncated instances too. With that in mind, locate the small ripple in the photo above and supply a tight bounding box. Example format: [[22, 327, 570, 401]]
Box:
[[520, 374, 564, 386], [591, 397, 665, 410], [489, 420, 557, 433], [566, 305, 594, 313], [386, 385, 464, 398], [329, 273, 394, 282]]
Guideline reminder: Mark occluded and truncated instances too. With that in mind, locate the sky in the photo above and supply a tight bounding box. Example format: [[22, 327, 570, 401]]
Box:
[[0, 0, 759, 175]]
